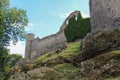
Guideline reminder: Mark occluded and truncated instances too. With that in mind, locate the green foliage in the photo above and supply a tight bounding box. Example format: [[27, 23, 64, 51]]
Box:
[[0, 48, 22, 80], [0, 46, 9, 80], [64, 13, 91, 42], [0, 0, 28, 46], [53, 63, 81, 80], [0, 0, 28, 79], [104, 78, 120, 80], [8, 54, 22, 67], [34, 42, 81, 64]]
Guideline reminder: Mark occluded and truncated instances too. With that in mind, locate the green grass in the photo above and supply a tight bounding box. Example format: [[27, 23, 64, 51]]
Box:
[[32, 42, 83, 80], [110, 50, 120, 53], [53, 63, 79, 72], [33, 41, 81, 64], [53, 63, 82, 80], [34, 52, 58, 63], [104, 78, 120, 80], [10, 41, 120, 80], [60, 42, 81, 58]]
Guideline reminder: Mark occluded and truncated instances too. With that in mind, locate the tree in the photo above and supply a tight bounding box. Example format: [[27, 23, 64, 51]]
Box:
[[0, 0, 28, 79], [0, 46, 9, 80], [0, 0, 28, 46], [8, 54, 22, 67]]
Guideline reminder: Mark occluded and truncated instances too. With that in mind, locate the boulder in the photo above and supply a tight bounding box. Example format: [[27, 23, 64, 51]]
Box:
[[81, 50, 120, 80], [8, 67, 62, 80], [81, 30, 120, 59]]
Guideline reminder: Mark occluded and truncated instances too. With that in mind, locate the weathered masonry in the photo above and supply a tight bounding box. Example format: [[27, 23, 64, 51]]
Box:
[[90, 0, 120, 32], [25, 11, 80, 59]]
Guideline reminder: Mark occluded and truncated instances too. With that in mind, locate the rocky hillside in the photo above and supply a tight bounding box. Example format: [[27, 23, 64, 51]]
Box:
[[7, 31, 120, 80]]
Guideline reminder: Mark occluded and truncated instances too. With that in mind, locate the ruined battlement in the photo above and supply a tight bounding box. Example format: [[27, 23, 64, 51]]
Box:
[[60, 11, 80, 31]]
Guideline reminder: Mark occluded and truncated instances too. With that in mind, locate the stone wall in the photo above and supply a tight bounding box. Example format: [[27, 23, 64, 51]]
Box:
[[25, 33, 35, 59], [60, 11, 80, 31], [90, 0, 120, 32], [25, 11, 80, 59], [30, 31, 66, 59]]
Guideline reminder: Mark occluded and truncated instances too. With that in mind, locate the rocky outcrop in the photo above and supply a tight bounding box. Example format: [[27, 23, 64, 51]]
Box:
[[80, 30, 120, 80], [90, 0, 120, 32], [81, 30, 120, 59], [81, 50, 120, 80], [8, 67, 62, 80]]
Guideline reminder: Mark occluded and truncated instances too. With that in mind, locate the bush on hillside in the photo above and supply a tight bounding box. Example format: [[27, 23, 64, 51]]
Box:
[[64, 13, 91, 42]]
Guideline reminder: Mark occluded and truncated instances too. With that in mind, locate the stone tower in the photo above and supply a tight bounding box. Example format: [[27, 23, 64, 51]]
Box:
[[90, 0, 120, 32], [25, 33, 35, 59]]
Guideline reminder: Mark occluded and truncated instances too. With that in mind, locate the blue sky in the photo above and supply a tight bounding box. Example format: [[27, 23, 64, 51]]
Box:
[[9, 0, 89, 57], [10, 0, 89, 38]]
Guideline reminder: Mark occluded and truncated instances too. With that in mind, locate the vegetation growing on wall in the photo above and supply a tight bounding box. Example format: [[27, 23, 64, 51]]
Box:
[[64, 13, 91, 42]]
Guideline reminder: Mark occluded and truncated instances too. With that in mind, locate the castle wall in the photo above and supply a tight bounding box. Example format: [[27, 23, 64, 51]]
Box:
[[60, 11, 80, 31], [90, 0, 120, 32], [26, 31, 67, 59], [25, 33, 35, 59], [25, 11, 80, 59]]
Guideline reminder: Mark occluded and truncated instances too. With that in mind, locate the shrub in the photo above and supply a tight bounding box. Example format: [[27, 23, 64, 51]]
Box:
[[64, 13, 91, 42]]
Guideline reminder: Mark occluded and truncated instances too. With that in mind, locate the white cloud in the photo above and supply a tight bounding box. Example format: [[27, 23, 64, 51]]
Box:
[[8, 41, 25, 57], [81, 12, 90, 18], [25, 23, 34, 31], [59, 11, 90, 19], [59, 11, 73, 19], [25, 27, 30, 31], [28, 23, 34, 26]]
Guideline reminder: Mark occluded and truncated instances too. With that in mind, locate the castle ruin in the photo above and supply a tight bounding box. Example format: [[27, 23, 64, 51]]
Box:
[[25, 11, 80, 59], [90, 0, 120, 32]]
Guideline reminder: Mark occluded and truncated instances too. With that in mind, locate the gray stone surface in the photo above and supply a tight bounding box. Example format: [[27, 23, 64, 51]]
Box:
[[8, 67, 59, 80], [25, 33, 35, 59], [60, 11, 80, 30], [90, 0, 120, 32]]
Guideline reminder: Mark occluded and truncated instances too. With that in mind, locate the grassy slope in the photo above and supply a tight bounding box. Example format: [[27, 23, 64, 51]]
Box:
[[32, 42, 82, 80], [33, 42, 81, 66], [9, 42, 82, 80], [9, 41, 120, 80]]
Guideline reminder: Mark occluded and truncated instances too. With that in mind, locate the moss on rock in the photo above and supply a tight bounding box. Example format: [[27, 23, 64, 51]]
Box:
[[8, 67, 63, 80], [81, 30, 120, 59], [7, 42, 83, 80], [81, 50, 120, 80]]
